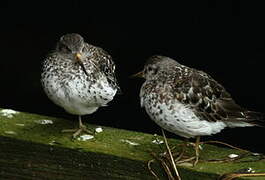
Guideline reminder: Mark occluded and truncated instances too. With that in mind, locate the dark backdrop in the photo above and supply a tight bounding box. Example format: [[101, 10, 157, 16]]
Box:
[[1, 1, 265, 153]]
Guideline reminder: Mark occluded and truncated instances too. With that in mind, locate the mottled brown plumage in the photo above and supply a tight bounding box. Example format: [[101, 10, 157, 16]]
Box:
[[140, 55, 264, 130], [135, 55, 264, 165]]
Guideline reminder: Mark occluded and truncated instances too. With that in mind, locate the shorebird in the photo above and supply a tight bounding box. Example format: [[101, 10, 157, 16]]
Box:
[[133, 55, 264, 165], [41, 33, 120, 138]]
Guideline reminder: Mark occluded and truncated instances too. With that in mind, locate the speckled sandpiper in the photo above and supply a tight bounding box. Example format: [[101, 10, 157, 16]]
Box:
[[133, 55, 264, 165], [41, 33, 120, 138]]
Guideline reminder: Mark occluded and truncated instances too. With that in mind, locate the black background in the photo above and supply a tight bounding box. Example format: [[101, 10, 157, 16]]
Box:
[[1, 1, 265, 153]]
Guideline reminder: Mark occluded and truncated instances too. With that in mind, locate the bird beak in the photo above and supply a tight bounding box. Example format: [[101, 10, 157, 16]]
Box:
[[75, 53, 82, 62], [131, 71, 144, 78], [75, 53, 89, 76]]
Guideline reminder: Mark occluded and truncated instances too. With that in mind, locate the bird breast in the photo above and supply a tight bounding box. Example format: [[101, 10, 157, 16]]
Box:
[[140, 83, 227, 138]]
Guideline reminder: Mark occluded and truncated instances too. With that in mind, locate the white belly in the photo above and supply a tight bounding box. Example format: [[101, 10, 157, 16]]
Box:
[[43, 75, 116, 115], [141, 94, 227, 138]]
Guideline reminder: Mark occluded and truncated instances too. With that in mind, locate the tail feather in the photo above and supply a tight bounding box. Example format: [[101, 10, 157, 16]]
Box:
[[217, 99, 264, 125], [243, 111, 265, 127], [225, 111, 264, 128]]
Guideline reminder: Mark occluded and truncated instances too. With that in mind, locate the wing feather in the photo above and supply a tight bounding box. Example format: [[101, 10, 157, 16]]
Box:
[[171, 68, 264, 124], [93, 47, 121, 94]]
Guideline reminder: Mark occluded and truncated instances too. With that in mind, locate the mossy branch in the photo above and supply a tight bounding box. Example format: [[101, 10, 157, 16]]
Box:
[[0, 108, 265, 179]]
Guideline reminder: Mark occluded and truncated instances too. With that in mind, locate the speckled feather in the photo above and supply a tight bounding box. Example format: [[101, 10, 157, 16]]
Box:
[[139, 55, 264, 138], [41, 33, 120, 115]]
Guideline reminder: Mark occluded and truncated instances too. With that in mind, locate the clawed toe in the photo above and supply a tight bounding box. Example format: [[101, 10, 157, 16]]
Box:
[[62, 116, 95, 139], [62, 125, 94, 139]]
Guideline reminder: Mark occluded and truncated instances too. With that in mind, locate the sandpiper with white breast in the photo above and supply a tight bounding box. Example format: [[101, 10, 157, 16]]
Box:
[[133, 55, 264, 165], [41, 33, 120, 138]]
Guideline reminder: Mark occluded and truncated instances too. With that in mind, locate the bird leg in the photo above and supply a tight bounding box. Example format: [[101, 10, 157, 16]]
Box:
[[62, 115, 94, 139], [176, 137, 262, 165]]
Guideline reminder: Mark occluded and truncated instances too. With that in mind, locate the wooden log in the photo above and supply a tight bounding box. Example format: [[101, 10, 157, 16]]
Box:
[[0, 108, 264, 179]]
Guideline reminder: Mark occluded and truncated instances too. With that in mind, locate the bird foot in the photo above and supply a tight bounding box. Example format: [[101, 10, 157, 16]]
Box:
[[187, 142, 203, 150], [62, 125, 94, 139]]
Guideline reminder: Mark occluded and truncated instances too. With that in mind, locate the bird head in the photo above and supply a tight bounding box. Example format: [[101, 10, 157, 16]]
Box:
[[131, 55, 182, 80], [56, 33, 89, 76], [131, 55, 171, 80]]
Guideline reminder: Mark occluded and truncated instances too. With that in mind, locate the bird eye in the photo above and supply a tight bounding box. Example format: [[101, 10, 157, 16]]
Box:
[[147, 66, 153, 71], [147, 66, 158, 74]]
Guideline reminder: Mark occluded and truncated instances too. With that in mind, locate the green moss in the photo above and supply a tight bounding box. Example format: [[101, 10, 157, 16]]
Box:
[[1, 108, 265, 179]]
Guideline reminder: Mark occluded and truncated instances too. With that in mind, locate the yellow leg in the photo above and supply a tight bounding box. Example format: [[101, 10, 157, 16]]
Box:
[[62, 115, 93, 139]]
